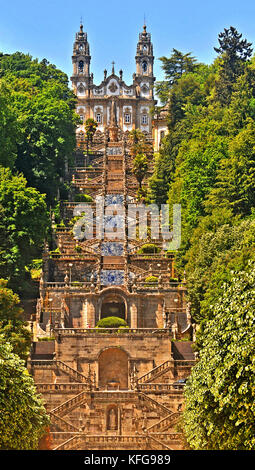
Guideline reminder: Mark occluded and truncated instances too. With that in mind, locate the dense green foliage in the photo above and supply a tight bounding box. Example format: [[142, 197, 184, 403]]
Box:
[[0, 167, 48, 292], [96, 317, 128, 328], [0, 336, 49, 449], [151, 26, 255, 449], [0, 52, 78, 204], [184, 264, 255, 449], [0, 279, 31, 360], [137, 243, 160, 254]]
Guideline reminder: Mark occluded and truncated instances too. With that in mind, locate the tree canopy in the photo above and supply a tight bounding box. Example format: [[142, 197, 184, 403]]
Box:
[[184, 264, 255, 450], [0, 52, 79, 204], [0, 336, 49, 449], [0, 167, 48, 293]]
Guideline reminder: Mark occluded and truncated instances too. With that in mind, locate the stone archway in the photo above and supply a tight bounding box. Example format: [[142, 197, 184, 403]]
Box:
[[100, 293, 126, 321], [98, 347, 129, 389]]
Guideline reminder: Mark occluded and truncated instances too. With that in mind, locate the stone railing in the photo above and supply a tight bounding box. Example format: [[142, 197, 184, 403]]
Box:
[[138, 392, 172, 416], [49, 253, 97, 261], [31, 359, 91, 385], [92, 391, 136, 400], [137, 360, 172, 384], [53, 433, 171, 451], [150, 432, 183, 442], [53, 435, 79, 450], [53, 328, 171, 337], [135, 282, 184, 292], [147, 434, 173, 451], [50, 390, 90, 417], [44, 282, 92, 291], [137, 383, 184, 393], [36, 383, 88, 393], [146, 412, 181, 433], [50, 414, 79, 432]]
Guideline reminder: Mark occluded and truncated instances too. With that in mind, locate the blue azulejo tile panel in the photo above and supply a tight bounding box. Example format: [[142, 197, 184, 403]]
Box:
[[104, 214, 124, 230], [101, 242, 124, 256], [105, 194, 124, 205], [100, 270, 125, 286]]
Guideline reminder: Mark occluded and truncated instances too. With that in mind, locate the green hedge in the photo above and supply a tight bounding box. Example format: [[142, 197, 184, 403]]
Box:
[[137, 243, 160, 254], [96, 316, 128, 328], [74, 193, 93, 202], [145, 275, 158, 283]]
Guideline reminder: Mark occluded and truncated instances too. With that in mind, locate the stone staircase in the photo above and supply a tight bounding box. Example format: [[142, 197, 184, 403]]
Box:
[[138, 392, 173, 417], [145, 412, 181, 433], [55, 360, 90, 384], [50, 390, 90, 418], [137, 360, 173, 384], [50, 413, 80, 432]]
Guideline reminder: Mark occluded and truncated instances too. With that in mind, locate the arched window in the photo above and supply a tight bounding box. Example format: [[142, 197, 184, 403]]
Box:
[[142, 61, 148, 73], [78, 60, 84, 73]]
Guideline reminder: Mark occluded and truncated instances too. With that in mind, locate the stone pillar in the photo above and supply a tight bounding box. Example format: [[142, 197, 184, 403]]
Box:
[[130, 302, 138, 328], [156, 300, 164, 328], [86, 299, 96, 328]]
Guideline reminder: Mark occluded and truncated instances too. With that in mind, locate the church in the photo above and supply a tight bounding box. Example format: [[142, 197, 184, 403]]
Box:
[[72, 22, 167, 149], [28, 23, 195, 451]]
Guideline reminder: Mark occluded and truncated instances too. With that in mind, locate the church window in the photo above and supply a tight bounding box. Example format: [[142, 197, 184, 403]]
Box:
[[78, 60, 84, 73], [96, 113, 102, 123], [79, 115, 84, 123], [142, 61, 148, 73], [141, 114, 148, 125], [124, 113, 131, 124]]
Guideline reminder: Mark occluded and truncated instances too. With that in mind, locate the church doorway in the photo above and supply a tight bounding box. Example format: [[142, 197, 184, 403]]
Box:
[[100, 294, 126, 321], [98, 348, 129, 389]]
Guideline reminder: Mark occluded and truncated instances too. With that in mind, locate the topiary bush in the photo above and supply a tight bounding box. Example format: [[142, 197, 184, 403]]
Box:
[[74, 193, 93, 203], [138, 243, 160, 254], [145, 275, 158, 284], [96, 316, 128, 328]]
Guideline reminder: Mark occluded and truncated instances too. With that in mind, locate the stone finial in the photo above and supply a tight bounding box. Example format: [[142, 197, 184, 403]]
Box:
[[104, 69, 107, 80]]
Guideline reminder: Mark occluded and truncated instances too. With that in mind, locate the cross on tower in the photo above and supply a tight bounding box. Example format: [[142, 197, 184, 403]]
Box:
[[112, 61, 115, 74]]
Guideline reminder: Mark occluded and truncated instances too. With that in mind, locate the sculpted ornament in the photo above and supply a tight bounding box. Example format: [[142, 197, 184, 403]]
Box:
[[109, 82, 118, 93]]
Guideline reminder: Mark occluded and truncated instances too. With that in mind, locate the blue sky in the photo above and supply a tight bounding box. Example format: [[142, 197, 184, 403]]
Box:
[[1, 0, 255, 85]]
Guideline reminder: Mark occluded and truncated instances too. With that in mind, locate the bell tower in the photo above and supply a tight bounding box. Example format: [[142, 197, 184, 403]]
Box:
[[71, 22, 92, 97], [135, 25, 154, 81], [133, 24, 156, 132]]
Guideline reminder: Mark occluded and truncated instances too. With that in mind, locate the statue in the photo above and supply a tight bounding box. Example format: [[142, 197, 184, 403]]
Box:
[[108, 408, 117, 430]]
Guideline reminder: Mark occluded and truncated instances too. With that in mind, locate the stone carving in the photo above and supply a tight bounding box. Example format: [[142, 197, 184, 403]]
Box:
[[109, 82, 118, 93], [107, 407, 118, 430]]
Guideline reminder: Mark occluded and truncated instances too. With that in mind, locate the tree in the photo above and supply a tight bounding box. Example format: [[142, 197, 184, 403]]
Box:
[[0, 81, 19, 168], [0, 279, 31, 360], [0, 167, 48, 293], [0, 53, 79, 204], [132, 153, 148, 189], [0, 336, 49, 449], [206, 119, 255, 216], [84, 118, 97, 155], [184, 263, 255, 450], [156, 49, 197, 104], [214, 27, 253, 104]]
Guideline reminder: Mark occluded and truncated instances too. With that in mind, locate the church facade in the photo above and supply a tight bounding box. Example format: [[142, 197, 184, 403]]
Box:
[[72, 23, 156, 136]]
